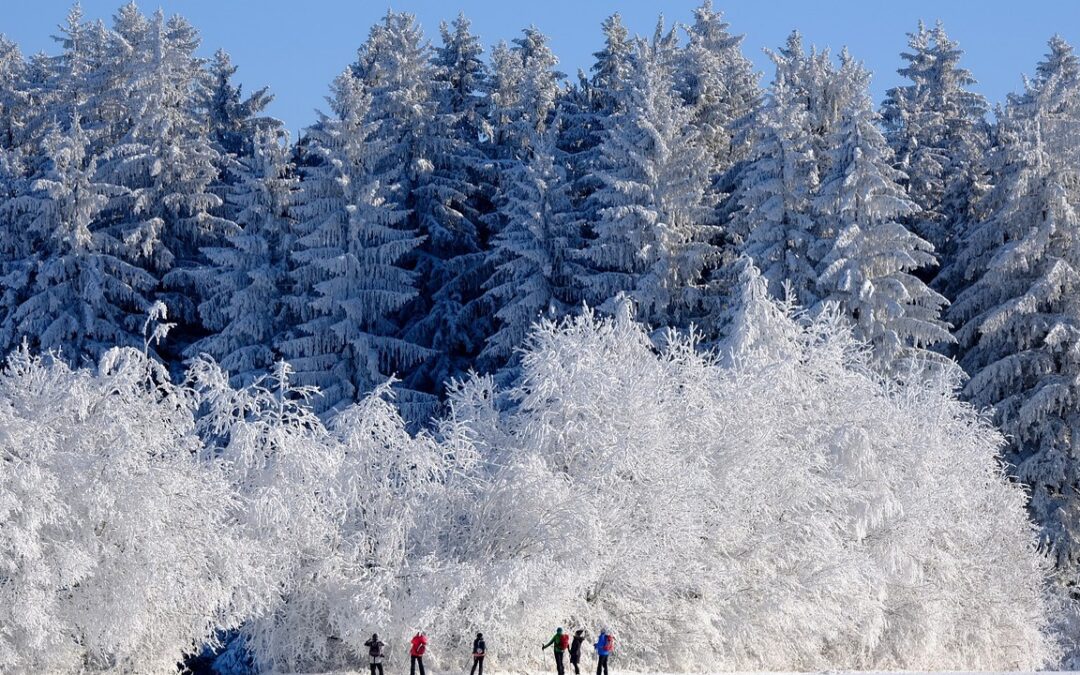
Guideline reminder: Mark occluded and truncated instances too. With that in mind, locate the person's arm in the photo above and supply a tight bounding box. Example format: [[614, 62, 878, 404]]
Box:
[[542, 634, 555, 649]]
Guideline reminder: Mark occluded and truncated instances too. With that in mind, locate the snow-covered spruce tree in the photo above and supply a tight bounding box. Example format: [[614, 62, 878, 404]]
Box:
[[578, 37, 718, 330], [676, 0, 762, 181], [0, 36, 29, 154], [552, 14, 633, 279], [948, 37, 1080, 579], [95, 9, 232, 351], [813, 52, 952, 372], [482, 27, 564, 161], [6, 119, 154, 362], [0, 346, 263, 673], [188, 129, 296, 386], [204, 49, 277, 160], [881, 21, 990, 279], [431, 13, 497, 380], [434, 13, 487, 144], [278, 70, 423, 414], [352, 11, 485, 418], [732, 33, 821, 305], [435, 268, 1057, 672], [480, 125, 580, 371]]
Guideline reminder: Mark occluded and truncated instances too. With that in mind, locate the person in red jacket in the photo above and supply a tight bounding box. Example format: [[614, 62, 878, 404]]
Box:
[[410, 631, 428, 675]]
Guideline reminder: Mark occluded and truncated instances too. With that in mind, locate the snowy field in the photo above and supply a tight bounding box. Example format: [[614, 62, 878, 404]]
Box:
[[311, 671, 1066, 675]]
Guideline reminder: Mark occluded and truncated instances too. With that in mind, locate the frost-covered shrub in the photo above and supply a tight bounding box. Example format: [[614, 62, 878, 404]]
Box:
[[426, 268, 1057, 672], [0, 348, 262, 674]]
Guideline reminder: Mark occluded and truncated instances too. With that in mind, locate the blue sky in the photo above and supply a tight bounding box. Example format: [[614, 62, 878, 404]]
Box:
[[4, 1, 1078, 135]]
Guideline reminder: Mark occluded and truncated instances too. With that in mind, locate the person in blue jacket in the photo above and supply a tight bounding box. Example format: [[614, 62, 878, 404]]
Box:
[[594, 628, 613, 675]]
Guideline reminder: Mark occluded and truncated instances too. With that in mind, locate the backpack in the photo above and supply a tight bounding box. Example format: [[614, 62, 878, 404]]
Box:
[[559, 633, 570, 650], [603, 635, 614, 653]]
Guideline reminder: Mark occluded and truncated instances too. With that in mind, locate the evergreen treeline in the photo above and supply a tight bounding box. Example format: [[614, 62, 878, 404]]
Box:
[[2, 1, 1080, 601]]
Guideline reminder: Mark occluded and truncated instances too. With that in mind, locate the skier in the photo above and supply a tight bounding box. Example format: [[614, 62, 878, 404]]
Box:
[[410, 631, 428, 675], [569, 629, 586, 675], [470, 632, 486, 675], [594, 629, 613, 675], [364, 633, 386, 675], [541, 627, 570, 675]]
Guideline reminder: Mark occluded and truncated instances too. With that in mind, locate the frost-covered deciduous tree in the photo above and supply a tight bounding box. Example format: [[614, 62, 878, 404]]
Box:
[[579, 38, 718, 329], [191, 358, 450, 673], [278, 71, 423, 414], [434, 268, 1057, 672], [0, 347, 262, 673], [814, 53, 952, 371], [189, 129, 296, 385], [949, 37, 1080, 577], [881, 22, 990, 276]]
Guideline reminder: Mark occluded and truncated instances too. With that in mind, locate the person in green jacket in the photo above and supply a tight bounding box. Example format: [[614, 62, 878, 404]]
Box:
[[541, 627, 569, 675]]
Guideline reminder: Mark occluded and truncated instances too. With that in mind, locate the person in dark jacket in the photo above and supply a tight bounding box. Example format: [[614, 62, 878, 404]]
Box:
[[470, 632, 486, 675], [541, 627, 569, 675], [364, 633, 385, 675], [569, 629, 586, 675]]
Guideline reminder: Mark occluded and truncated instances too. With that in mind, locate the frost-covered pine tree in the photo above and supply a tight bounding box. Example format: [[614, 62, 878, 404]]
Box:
[[590, 14, 634, 116], [881, 22, 990, 278], [350, 10, 485, 418], [948, 37, 1080, 576], [278, 70, 423, 414], [676, 1, 762, 179], [204, 49, 277, 159], [188, 129, 296, 386], [95, 9, 232, 348], [483, 27, 564, 160], [578, 38, 718, 330], [434, 13, 487, 142], [481, 126, 580, 371], [732, 33, 821, 305], [5, 119, 154, 362], [0, 36, 29, 154], [556, 13, 634, 235], [812, 53, 952, 372]]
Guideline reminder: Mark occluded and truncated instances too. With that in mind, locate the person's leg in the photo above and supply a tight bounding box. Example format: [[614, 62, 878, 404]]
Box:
[[603, 655, 610, 675], [418, 657, 426, 675], [471, 658, 478, 675], [478, 656, 484, 675], [411, 656, 416, 675], [376, 663, 383, 675]]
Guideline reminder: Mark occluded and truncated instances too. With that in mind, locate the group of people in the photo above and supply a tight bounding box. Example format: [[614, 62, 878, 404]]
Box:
[[360, 627, 615, 675], [362, 631, 486, 675], [542, 627, 615, 675]]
